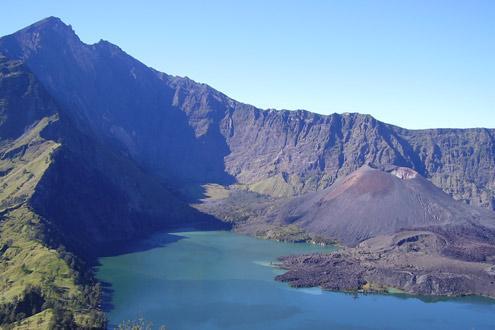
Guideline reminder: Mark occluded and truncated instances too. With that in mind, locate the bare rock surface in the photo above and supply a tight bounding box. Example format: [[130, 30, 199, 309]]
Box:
[[0, 17, 494, 211], [276, 230, 495, 298]]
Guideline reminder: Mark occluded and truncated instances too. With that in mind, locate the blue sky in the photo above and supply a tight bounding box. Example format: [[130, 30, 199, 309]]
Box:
[[1, 0, 494, 129]]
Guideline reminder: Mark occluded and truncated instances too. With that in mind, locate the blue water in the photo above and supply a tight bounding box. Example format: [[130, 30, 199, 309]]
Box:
[[97, 231, 495, 330]]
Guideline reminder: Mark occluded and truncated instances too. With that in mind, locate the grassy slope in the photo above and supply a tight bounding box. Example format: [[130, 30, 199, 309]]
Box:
[[9, 309, 54, 330], [0, 206, 78, 302], [0, 116, 101, 328], [0, 116, 59, 212], [235, 174, 298, 198]]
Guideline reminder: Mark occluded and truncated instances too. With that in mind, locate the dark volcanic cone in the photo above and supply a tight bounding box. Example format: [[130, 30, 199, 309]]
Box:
[[273, 165, 495, 246]]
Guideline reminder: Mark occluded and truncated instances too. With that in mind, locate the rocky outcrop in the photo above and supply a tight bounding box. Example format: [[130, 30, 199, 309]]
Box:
[[276, 230, 495, 298]]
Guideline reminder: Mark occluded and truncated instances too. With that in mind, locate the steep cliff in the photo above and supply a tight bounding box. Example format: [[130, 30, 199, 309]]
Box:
[[0, 17, 493, 210]]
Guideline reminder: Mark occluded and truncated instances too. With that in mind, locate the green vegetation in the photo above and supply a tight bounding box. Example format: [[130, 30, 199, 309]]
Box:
[[0, 207, 77, 302], [0, 202, 105, 328], [257, 224, 337, 245], [243, 174, 300, 198], [116, 317, 167, 330], [5, 308, 54, 330], [258, 224, 311, 242], [0, 116, 105, 328], [0, 116, 59, 212]]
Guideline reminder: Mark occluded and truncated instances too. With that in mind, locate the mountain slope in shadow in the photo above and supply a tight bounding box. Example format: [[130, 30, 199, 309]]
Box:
[[0, 17, 494, 209]]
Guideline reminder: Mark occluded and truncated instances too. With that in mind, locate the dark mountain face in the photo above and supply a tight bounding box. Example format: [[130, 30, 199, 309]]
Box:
[[0, 17, 234, 187], [0, 48, 220, 255], [0, 55, 55, 140], [0, 17, 494, 210]]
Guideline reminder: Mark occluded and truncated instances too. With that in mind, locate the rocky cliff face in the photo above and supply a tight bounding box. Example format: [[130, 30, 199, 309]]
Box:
[[0, 17, 235, 187], [1, 17, 493, 211], [170, 77, 495, 209]]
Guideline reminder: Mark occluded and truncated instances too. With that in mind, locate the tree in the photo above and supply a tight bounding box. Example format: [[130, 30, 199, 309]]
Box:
[[116, 316, 166, 330]]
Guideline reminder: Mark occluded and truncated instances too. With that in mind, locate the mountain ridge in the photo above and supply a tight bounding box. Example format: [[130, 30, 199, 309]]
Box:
[[0, 17, 494, 327], [1, 17, 493, 211]]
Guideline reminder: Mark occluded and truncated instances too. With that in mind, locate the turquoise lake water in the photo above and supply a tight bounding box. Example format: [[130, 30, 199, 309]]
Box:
[[97, 231, 495, 330]]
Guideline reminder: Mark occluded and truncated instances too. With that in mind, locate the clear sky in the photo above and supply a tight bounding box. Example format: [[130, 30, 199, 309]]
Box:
[[1, 1, 494, 129]]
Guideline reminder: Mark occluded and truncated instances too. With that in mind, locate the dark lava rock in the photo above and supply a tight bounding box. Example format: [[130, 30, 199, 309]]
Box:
[[277, 230, 495, 298]]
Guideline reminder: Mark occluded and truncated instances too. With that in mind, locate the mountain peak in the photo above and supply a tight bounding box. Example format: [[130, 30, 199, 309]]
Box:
[[22, 16, 74, 35], [35, 16, 64, 25], [0, 16, 81, 61]]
